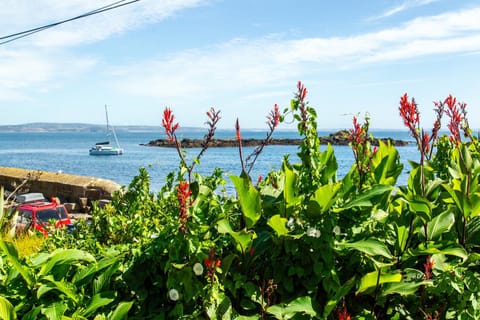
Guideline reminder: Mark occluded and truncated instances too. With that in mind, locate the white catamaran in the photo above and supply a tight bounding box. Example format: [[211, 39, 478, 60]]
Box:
[[89, 105, 123, 156]]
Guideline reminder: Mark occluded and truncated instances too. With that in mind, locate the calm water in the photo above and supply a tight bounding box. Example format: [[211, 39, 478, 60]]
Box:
[[0, 129, 419, 192]]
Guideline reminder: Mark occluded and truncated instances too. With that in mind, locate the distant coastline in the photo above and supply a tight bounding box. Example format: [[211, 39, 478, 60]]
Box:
[[0, 122, 162, 133]]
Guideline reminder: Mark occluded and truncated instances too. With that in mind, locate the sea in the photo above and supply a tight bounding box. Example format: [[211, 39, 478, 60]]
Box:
[[0, 129, 419, 193]]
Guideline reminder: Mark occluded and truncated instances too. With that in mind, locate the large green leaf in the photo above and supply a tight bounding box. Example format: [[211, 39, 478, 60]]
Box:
[[425, 211, 454, 240], [307, 182, 341, 215], [356, 271, 402, 295], [318, 144, 338, 183], [337, 239, 393, 259], [381, 280, 428, 297], [267, 296, 317, 319], [372, 141, 403, 185], [72, 256, 120, 288], [107, 301, 134, 320], [394, 224, 409, 254], [37, 276, 79, 303], [41, 301, 67, 320], [408, 196, 433, 222], [93, 260, 121, 296], [0, 241, 34, 288], [217, 219, 256, 253], [408, 245, 467, 261], [81, 291, 116, 318], [267, 215, 289, 237], [230, 175, 262, 228], [39, 249, 96, 277], [0, 296, 15, 320], [342, 185, 392, 210]]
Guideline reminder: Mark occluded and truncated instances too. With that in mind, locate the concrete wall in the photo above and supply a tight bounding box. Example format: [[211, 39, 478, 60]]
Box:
[[0, 166, 121, 211]]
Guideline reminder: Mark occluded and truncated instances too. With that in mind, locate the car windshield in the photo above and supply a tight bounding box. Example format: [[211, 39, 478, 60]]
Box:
[[36, 209, 60, 222], [57, 207, 68, 219]]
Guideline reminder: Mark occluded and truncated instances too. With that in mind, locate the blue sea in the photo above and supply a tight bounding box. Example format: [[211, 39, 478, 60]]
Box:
[[0, 129, 419, 192]]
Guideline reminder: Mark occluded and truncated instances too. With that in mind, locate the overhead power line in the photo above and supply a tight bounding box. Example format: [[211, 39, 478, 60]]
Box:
[[0, 0, 141, 46]]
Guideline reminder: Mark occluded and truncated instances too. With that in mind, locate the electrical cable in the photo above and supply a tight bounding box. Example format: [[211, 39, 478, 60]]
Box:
[[0, 0, 140, 46]]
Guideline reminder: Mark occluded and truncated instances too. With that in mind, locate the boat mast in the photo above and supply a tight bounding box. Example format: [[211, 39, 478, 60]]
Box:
[[105, 104, 121, 149]]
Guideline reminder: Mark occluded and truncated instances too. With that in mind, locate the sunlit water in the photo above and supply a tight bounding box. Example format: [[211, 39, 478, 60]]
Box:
[[0, 129, 419, 192]]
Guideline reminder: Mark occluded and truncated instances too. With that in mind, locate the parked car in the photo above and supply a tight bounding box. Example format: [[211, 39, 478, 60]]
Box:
[[15, 193, 72, 236]]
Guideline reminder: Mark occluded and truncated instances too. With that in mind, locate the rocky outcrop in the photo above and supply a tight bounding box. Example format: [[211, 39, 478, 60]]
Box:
[[143, 130, 409, 148]]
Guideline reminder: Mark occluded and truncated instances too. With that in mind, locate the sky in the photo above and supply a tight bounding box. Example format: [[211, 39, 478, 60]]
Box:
[[0, 0, 480, 130]]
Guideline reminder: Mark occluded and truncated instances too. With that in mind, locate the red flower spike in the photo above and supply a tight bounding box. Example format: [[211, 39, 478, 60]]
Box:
[[337, 306, 351, 320], [235, 118, 241, 141], [266, 104, 280, 130], [162, 107, 179, 142], [422, 131, 430, 154], [177, 181, 191, 233], [444, 94, 464, 144], [399, 93, 421, 143], [424, 255, 435, 280]]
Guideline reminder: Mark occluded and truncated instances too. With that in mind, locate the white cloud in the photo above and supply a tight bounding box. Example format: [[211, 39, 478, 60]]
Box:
[[371, 0, 440, 20], [110, 6, 480, 100], [0, 0, 208, 47]]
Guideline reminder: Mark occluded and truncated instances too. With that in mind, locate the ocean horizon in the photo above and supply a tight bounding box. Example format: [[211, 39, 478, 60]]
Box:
[[0, 129, 420, 192]]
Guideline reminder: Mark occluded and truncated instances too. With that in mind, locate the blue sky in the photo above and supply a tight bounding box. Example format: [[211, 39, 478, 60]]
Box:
[[1, 0, 479, 129]]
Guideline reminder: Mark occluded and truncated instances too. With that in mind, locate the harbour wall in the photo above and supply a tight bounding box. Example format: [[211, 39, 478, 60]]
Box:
[[0, 166, 121, 212]]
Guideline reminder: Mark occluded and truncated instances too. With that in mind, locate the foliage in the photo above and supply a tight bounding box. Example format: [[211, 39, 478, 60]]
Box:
[[1, 84, 480, 319]]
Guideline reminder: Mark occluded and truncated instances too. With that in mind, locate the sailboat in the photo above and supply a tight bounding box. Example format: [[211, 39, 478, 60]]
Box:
[[89, 105, 123, 156]]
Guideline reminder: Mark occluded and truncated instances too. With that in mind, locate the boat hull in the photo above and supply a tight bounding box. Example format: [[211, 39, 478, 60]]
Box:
[[89, 148, 123, 156]]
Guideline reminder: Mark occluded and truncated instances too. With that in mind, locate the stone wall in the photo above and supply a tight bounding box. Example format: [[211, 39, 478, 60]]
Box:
[[0, 166, 121, 211]]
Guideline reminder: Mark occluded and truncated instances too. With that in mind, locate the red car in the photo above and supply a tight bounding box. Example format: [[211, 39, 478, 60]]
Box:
[[16, 193, 73, 236]]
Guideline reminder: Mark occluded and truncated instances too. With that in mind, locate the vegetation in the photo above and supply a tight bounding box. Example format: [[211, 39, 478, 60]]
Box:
[[1, 82, 480, 319]]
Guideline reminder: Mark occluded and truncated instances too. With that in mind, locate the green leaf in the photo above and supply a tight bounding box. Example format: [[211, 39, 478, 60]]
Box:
[[217, 219, 256, 253], [394, 224, 409, 254], [39, 249, 96, 277], [72, 255, 120, 288], [37, 277, 79, 304], [107, 301, 134, 320], [408, 245, 467, 261], [307, 182, 341, 215], [381, 281, 428, 297], [408, 196, 432, 222], [267, 215, 289, 237], [41, 301, 67, 320], [357, 271, 402, 295], [81, 291, 116, 318], [425, 211, 454, 240], [267, 296, 317, 319], [0, 296, 15, 320], [323, 277, 355, 318], [342, 185, 392, 210], [283, 163, 301, 215], [337, 239, 393, 259], [0, 241, 34, 288], [230, 175, 262, 228]]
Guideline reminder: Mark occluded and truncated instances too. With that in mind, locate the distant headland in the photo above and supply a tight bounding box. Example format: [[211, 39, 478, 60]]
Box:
[[143, 130, 409, 147]]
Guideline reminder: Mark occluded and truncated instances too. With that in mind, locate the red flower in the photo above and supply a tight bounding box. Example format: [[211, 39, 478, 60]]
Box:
[[266, 104, 280, 130], [424, 255, 435, 280], [177, 181, 191, 233], [235, 118, 241, 141], [399, 93, 420, 139], [349, 116, 364, 144], [337, 306, 351, 320], [444, 94, 465, 144], [422, 131, 430, 154], [162, 107, 179, 142], [297, 81, 307, 100], [204, 248, 221, 281]]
